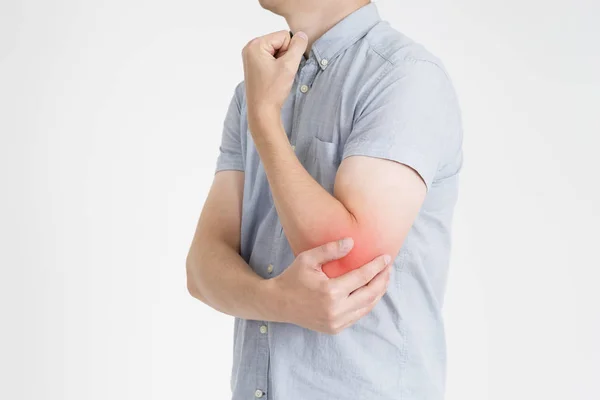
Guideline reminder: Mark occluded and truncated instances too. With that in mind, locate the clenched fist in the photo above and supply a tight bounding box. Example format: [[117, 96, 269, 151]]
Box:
[[241, 30, 308, 134]]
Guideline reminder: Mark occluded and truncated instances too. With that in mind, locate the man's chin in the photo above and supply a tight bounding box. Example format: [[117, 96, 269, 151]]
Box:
[[258, 0, 286, 15]]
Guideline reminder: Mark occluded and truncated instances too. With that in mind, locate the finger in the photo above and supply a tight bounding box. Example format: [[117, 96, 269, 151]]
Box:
[[334, 266, 391, 332], [257, 30, 291, 56], [275, 31, 293, 58], [332, 254, 391, 293], [299, 237, 354, 267], [344, 264, 391, 312], [335, 306, 369, 333], [336, 301, 377, 333], [280, 31, 308, 65]]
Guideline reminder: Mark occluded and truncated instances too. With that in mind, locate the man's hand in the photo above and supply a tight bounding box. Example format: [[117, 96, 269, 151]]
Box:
[[241, 30, 308, 135], [268, 238, 392, 335]]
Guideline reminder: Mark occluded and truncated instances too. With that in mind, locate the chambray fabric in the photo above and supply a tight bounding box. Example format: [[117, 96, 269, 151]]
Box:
[[214, 3, 463, 399]]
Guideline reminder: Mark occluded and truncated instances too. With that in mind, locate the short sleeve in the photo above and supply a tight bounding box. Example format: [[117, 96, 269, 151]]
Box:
[[342, 61, 459, 190], [215, 82, 245, 173]]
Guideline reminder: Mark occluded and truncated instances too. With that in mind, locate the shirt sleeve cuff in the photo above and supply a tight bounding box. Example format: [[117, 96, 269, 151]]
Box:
[[215, 153, 245, 173], [342, 144, 437, 191]]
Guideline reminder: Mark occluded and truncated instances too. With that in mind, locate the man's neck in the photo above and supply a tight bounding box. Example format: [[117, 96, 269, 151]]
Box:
[[284, 0, 370, 58]]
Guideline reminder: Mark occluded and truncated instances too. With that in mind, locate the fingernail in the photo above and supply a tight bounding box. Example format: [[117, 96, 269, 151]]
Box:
[[383, 255, 391, 265], [339, 237, 354, 252], [296, 31, 308, 41]]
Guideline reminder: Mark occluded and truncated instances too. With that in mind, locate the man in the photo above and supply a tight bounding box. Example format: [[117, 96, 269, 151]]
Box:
[[186, 0, 462, 399]]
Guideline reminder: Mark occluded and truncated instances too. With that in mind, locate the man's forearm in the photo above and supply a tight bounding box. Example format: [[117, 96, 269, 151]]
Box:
[[250, 113, 377, 276], [186, 239, 282, 321]]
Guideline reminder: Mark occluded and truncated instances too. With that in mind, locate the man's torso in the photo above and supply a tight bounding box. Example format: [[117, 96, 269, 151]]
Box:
[[216, 4, 463, 399]]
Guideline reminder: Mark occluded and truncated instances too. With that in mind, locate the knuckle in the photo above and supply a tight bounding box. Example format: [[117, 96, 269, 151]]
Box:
[[324, 307, 338, 325], [326, 321, 341, 335], [328, 287, 341, 301], [243, 39, 257, 54], [324, 293, 337, 307], [322, 282, 339, 300], [320, 283, 337, 304]]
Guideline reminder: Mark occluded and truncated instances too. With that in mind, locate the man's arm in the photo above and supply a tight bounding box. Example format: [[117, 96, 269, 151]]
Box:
[[186, 157, 394, 334], [187, 41, 395, 332], [251, 121, 426, 278], [242, 31, 449, 277], [186, 170, 278, 320]]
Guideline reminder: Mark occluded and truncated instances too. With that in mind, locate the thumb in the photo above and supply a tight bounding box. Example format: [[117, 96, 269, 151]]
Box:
[[281, 31, 308, 65], [300, 237, 354, 268]]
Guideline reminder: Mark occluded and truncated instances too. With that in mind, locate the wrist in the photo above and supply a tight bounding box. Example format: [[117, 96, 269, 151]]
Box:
[[258, 277, 288, 323], [248, 104, 281, 134]]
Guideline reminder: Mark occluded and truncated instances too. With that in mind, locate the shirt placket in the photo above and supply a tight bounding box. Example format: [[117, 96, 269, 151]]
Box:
[[253, 319, 269, 399], [253, 58, 318, 400]]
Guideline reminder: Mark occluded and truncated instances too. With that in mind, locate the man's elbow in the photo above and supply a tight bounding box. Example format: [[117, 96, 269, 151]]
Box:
[[186, 253, 206, 302], [186, 269, 199, 299], [321, 222, 397, 278]]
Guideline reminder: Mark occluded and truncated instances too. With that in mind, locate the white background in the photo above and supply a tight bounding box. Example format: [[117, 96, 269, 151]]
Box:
[[1, 0, 599, 399]]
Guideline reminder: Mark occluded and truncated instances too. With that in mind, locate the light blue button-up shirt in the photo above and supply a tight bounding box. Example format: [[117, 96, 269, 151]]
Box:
[[215, 3, 463, 399]]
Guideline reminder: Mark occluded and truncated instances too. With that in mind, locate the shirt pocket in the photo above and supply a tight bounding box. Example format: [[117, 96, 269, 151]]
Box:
[[305, 136, 340, 194]]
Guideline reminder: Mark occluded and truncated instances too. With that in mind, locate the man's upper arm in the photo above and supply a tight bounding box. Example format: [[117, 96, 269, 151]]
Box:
[[192, 80, 246, 253], [333, 156, 426, 266], [332, 60, 459, 262], [195, 170, 244, 251], [187, 83, 246, 300]]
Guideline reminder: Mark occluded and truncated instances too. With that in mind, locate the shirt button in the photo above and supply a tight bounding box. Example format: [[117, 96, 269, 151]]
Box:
[[320, 58, 328, 67], [300, 84, 309, 93], [255, 389, 264, 398], [259, 325, 268, 334], [267, 264, 274, 273]]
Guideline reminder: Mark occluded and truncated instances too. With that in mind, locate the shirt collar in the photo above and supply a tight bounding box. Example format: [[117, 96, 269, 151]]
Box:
[[309, 2, 381, 70]]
